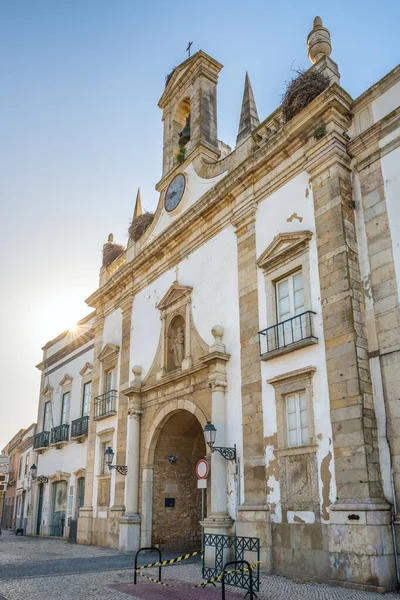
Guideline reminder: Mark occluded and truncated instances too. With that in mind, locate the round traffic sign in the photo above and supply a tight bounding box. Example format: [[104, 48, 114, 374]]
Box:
[[196, 459, 209, 479]]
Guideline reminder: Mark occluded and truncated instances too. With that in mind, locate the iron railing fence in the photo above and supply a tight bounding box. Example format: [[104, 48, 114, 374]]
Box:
[[50, 424, 69, 445], [33, 431, 50, 450], [259, 310, 317, 357], [71, 415, 89, 438], [203, 533, 260, 592], [94, 390, 117, 418]]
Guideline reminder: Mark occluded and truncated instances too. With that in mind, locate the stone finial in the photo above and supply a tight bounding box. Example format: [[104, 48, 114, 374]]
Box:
[[211, 325, 225, 352], [132, 365, 142, 379], [307, 16, 332, 64], [236, 72, 260, 146], [133, 188, 142, 219], [107, 233, 114, 243]]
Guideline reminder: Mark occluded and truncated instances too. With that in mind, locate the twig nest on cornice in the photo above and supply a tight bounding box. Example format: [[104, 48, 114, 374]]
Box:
[[129, 212, 154, 242], [282, 68, 331, 123], [102, 241, 125, 268]]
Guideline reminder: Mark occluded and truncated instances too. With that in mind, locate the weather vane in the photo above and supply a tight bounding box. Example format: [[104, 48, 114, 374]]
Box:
[[186, 41, 193, 57]]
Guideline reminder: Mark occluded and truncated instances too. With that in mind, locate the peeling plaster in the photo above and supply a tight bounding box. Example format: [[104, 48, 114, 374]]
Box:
[[321, 450, 332, 521], [286, 212, 303, 223]]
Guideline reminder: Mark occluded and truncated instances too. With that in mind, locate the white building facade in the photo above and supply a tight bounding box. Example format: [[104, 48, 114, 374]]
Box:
[[32, 312, 94, 539], [29, 16, 400, 591]]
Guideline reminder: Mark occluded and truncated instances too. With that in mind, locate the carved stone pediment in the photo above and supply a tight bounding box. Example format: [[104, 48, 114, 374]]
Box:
[[59, 374, 73, 387], [79, 362, 93, 377], [42, 384, 53, 396], [156, 282, 193, 311], [98, 343, 120, 363], [257, 231, 313, 275]]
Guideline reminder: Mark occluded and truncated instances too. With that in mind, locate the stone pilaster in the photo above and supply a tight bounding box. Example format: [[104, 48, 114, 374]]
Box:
[[77, 311, 104, 545], [308, 143, 395, 590], [201, 326, 232, 535], [233, 206, 272, 571], [119, 366, 142, 551]]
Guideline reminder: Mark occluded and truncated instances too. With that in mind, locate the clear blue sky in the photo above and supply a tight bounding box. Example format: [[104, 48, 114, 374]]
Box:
[[1, 0, 399, 449]]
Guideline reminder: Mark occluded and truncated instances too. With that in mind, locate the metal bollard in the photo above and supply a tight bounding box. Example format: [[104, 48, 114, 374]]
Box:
[[134, 547, 162, 585], [221, 560, 255, 600]]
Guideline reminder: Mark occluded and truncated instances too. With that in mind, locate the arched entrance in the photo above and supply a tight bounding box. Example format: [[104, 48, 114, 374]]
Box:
[[151, 410, 206, 551]]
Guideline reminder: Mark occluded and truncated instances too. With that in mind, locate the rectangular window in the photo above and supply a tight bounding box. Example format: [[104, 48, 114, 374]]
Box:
[[82, 382, 91, 417], [101, 440, 111, 475], [276, 271, 304, 322], [24, 454, 29, 476], [43, 401, 51, 432], [61, 392, 70, 425], [105, 370, 114, 392], [18, 456, 23, 478], [285, 391, 308, 447]]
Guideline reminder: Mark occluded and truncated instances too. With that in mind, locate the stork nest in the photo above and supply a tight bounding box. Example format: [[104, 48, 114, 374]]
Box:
[[102, 243, 125, 268], [129, 212, 154, 242], [282, 68, 331, 123]]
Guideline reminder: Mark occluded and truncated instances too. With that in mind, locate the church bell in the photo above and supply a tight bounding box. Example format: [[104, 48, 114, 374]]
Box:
[[179, 115, 190, 147]]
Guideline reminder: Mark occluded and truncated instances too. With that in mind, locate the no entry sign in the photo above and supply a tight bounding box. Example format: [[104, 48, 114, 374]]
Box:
[[196, 459, 209, 480]]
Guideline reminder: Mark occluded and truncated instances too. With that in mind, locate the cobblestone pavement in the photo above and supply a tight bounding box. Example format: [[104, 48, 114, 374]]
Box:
[[0, 531, 399, 599]]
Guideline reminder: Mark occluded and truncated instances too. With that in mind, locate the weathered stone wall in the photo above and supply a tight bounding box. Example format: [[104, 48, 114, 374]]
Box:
[[151, 411, 206, 550]]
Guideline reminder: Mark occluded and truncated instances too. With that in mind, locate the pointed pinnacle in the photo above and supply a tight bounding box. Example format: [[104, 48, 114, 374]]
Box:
[[236, 72, 260, 146], [133, 188, 142, 219]]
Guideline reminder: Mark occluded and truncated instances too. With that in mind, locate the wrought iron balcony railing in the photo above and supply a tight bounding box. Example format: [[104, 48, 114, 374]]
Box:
[[259, 311, 318, 358], [33, 431, 50, 450], [94, 390, 117, 419], [71, 416, 89, 438], [50, 424, 70, 445]]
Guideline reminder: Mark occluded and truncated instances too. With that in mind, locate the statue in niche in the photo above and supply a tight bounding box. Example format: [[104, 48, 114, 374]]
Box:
[[172, 327, 185, 368], [167, 315, 185, 371]]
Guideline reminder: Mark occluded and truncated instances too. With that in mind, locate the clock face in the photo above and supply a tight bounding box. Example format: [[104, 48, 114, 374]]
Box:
[[165, 174, 186, 212]]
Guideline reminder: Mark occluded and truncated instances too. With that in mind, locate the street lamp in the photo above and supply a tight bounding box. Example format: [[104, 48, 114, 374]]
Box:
[[104, 446, 128, 475], [29, 464, 48, 483], [203, 422, 236, 461]]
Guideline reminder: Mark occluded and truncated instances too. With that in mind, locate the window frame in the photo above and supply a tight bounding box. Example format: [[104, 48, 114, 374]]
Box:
[[61, 391, 70, 425], [43, 401, 51, 432], [267, 366, 316, 455], [285, 390, 308, 447], [82, 381, 92, 417]]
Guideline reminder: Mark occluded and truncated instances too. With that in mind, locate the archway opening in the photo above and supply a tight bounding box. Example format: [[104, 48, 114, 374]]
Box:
[[152, 410, 206, 551]]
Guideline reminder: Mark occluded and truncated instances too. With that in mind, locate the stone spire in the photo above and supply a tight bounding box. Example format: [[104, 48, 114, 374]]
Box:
[[236, 72, 260, 146], [133, 188, 142, 219], [307, 16, 332, 64]]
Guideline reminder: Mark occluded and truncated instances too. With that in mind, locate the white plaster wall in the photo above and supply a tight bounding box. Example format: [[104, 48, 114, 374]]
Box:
[[145, 163, 227, 244], [381, 145, 400, 302], [372, 81, 400, 124], [256, 171, 336, 523], [41, 342, 94, 428], [131, 226, 242, 518]]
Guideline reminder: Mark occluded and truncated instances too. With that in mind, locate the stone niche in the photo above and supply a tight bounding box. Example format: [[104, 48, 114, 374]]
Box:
[[143, 281, 209, 385]]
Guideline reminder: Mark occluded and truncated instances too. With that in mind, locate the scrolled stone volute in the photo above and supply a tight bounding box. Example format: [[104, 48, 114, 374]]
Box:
[[307, 16, 332, 64]]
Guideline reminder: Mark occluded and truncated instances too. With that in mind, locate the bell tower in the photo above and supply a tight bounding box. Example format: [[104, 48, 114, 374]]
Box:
[[158, 50, 222, 176]]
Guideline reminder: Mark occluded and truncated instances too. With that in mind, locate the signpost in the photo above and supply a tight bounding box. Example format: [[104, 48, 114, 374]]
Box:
[[196, 459, 209, 522]]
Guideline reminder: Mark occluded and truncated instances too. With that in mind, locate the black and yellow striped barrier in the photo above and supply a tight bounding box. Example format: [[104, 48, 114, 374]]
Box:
[[191, 560, 261, 588], [135, 549, 203, 572], [137, 571, 174, 587]]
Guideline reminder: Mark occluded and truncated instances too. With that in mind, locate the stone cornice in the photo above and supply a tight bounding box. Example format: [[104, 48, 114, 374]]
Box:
[[36, 330, 94, 371], [138, 362, 208, 395], [85, 85, 353, 310], [351, 64, 400, 115], [348, 107, 400, 169]]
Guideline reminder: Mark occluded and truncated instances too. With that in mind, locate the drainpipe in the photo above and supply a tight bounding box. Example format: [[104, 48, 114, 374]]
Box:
[[352, 165, 400, 583]]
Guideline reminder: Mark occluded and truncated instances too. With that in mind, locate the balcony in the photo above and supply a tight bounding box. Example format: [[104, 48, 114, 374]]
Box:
[[50, 424, 70, 446], [71, 416, 89, 439], [94, 390, 117, 420], [33, 431, 50, 451], [259, 311, 318, 360]]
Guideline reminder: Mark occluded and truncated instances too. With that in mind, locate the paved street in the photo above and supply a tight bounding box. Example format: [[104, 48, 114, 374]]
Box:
[[0, 532, 399, 599]]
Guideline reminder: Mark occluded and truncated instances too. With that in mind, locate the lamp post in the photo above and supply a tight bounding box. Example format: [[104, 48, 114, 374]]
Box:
[[29, 464, 48, 484], [203, 422, 236, 461], [104, 447, 128, 476]]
